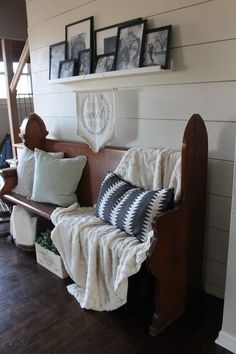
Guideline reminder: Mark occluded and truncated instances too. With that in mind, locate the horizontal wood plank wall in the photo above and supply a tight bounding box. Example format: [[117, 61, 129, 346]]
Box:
[[26, 0, 236, 298]]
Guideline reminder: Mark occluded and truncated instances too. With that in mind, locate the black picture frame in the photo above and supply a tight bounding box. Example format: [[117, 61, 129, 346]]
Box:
[[58, 59, 76, 78], [77, 49, 92, 75], [114, 20, 146, 71], [49, 41, 66, 80], [65, 16, 93, 60], [142, 25, 172, 69], [94, 18, 141, 57], [95, 53, 115, 73]]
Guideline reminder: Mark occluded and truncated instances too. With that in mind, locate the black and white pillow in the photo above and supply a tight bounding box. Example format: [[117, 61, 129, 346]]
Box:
[[96, 172, 174, 242]]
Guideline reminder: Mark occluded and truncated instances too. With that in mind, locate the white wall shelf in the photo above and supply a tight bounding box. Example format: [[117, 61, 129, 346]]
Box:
[[49, 65, 171, 84]]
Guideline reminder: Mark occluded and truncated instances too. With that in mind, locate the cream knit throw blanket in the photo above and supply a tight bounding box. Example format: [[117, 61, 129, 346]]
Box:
[[114, 147, 181, 202], [51, 147, 181, 311]]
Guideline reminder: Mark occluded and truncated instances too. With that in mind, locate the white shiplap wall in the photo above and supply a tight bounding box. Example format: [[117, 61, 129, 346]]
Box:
[[26, 0, 236, 298]]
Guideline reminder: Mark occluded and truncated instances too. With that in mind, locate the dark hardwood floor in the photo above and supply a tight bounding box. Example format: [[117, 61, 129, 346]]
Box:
[[0, 233, 232, 354]]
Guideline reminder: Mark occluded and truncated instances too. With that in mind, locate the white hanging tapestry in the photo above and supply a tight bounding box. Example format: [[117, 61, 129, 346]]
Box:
[[76, 90, 116, 153]]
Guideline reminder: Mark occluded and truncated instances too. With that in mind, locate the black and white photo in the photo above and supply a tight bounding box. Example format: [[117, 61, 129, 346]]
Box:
[[78, 49, 91, 75], [95, 26, 117, 56], [142, 25, 172, 69], [95, 54, 115, 73], [49, 41, 66, 79], [114, 20, 146, 71], [58, 59, 76, 78], [94, 18, 141, 57], [65, 17, 93, 60]]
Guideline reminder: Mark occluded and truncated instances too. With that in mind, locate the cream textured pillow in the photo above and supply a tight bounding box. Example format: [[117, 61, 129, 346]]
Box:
[[31, 149, 87, 207], [13, 146, 64, 199]]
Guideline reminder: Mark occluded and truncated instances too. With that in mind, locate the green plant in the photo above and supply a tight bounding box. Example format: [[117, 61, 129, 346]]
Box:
[[36, 228, 59, 255]]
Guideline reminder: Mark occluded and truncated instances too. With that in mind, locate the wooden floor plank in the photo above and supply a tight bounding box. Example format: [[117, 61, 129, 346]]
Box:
[[0, 235, 233, 354]]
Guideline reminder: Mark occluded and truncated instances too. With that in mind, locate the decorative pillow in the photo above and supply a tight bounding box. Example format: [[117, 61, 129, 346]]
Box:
[[12, 146, 64, 199], [96, 172, 174, 242], [31, 149, 87, 207]]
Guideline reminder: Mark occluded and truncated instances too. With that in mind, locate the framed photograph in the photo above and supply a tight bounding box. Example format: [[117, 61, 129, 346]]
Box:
[[65, 16, 93, 60], [95, 18, 141, 57], [142, 25, 172, 69], [95, 54, 115, 73], [78, 49, 91, 75], [49, 41, 66, 80], [114, 20, 146, 71], [58, 59, 76, 78]]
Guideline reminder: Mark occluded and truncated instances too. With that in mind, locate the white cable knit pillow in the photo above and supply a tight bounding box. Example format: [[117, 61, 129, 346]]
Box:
[[12, 146, 64, 199]]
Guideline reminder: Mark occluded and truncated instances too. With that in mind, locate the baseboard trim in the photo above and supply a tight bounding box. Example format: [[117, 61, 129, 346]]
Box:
[[216, 330, 236, 353], [204, 283, 225, 299]]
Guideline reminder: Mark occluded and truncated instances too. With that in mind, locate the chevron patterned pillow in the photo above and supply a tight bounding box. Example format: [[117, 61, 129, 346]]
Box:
[[96, 172, 174, 242]]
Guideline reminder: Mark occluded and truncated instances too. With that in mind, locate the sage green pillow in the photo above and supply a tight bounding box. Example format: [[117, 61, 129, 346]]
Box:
[[32, 149, 87, 206]]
